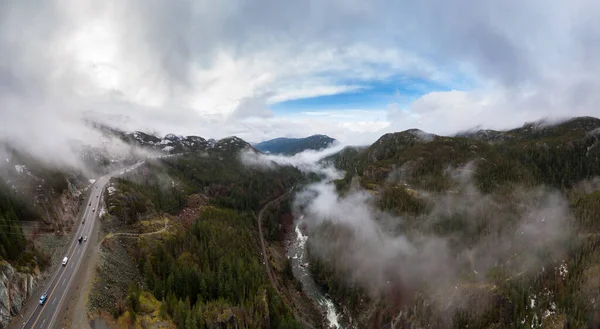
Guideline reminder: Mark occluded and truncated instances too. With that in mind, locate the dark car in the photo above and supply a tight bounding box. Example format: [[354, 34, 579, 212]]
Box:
[[78, 236, 83, 243], [39, 294, 47, 305]]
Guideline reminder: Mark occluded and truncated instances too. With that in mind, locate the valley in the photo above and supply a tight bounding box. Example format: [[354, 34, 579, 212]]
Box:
[[2, 117, 600, 328], [4, 1, 600, 327]]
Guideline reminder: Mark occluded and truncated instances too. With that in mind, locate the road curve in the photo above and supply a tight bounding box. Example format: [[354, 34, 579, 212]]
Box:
[[18, 162, 143, 329]]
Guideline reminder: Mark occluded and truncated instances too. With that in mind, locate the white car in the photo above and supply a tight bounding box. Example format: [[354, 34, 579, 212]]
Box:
[[62, 257, 68, 266], [84, 236, 87, 242]]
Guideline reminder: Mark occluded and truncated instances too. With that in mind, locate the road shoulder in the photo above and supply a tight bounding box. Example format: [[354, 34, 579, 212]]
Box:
[[54, 200, 102, 329]]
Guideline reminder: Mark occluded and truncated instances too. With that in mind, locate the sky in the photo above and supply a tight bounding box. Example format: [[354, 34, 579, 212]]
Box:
[[2, 0, 600, 147]]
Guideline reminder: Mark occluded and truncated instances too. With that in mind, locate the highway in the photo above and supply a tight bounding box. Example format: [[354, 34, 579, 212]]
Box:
[[18, 162, 142, 329]]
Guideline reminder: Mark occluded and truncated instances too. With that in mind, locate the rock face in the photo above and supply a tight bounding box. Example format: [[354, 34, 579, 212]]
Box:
[[0, 261, 39, 329]]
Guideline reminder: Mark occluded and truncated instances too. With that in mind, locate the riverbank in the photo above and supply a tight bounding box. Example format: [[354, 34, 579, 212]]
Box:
[[257, 192, 325, 328]]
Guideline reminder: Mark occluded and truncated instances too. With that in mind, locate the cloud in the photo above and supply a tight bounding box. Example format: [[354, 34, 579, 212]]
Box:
[[229, 93, 274, 120], [239, 143, 346, 179], [294, 163, 573, 322], [386, 84, 600, 136], [239, 140, 573, 323], [2, 0, 600, 165]]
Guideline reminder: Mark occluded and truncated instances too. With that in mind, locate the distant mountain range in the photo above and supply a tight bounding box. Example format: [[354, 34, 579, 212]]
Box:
[[89, 123, 337, 157], [252, 135, 337, 155], [89, 122, 256, 156]]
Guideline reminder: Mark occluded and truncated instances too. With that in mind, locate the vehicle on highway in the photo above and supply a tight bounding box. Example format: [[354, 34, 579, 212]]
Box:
[[82, 219, 85, 224], [62, 257, 68, 266], [84, 236, 87, 242], [78, 236, 83, 243], [39, 294, 47, 305], [89, 202, 91, 206], [92, 208, 95, 212]]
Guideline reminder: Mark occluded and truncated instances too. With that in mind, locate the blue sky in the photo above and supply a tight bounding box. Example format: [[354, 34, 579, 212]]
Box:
[[271, 76, 455, 115]]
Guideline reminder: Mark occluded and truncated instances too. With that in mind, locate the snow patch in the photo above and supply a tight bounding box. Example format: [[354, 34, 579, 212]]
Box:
[[89, 179, 96, 184], [559, 260, 568, 279], [162, 146, 174, 152], [107, 186, 116, 195], [14, 165, 26, 174]]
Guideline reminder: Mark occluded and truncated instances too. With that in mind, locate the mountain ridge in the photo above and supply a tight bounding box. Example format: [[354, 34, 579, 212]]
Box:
[[253, 134, 337, 155], [3, 115, 600, 328]]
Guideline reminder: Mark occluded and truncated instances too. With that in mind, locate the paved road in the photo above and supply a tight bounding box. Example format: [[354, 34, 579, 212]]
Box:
[[18, 162, 142, 329]]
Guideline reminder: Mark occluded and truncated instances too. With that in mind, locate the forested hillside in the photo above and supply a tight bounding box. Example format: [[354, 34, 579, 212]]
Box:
[[307, 117, 600, 328], [334, 117, 600, 192], [91, 146, 308, 328]]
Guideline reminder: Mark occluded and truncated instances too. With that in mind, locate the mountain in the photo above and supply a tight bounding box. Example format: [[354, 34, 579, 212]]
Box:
[[253, 134, 337, 155], [329, 116, 600, 192], [310, 116, 600, 328], [86, 142, 311, 329], [106, 128, 256, 155], [0, 124, 264, 328], [7, 117, 600, 329], [84, 121, 259, 159]]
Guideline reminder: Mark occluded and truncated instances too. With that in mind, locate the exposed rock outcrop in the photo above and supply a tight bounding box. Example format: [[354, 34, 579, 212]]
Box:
[[0, 261, 39, 329]]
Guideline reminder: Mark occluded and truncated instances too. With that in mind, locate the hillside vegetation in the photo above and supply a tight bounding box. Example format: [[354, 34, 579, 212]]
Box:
[[333, 117, 600, 192], [91, 145, 308, 329], [309, 116, 600, 328]]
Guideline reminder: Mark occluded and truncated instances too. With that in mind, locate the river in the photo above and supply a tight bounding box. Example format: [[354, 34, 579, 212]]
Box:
[[286, 216, 344, 329]]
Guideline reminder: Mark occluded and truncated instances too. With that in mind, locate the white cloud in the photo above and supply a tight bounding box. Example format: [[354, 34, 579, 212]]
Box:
[[240, 143, 346, 179], [386, 85, 600, 136], [268, 84, 364, 104], [2, 0, 600, 159]]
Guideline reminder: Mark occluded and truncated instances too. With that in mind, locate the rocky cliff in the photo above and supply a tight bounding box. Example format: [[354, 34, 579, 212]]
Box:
[[0, 261, 39, 328]]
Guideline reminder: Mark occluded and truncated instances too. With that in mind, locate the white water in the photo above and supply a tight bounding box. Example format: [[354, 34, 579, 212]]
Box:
[[288, 222, 343, 329], [321, 298, 341, 328]]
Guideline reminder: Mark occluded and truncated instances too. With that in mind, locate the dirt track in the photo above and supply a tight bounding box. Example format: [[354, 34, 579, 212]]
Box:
[[57, 216, 169, 328]]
